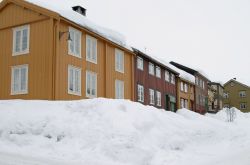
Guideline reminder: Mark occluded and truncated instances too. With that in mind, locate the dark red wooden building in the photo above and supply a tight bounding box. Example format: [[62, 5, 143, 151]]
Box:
[[133, 48, 179, 111]]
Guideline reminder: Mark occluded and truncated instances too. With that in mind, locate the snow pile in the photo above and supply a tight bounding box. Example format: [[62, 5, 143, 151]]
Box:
[[24, 0, 129, 49], [0, 99, 250, 165]]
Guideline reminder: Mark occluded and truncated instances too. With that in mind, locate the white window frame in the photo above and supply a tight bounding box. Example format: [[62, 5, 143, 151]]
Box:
[[137, 84, 144, 102], [239, 91, 246, 98], [165, 71, 170, 82], [68, 65, 81, 96], [156, 66, 161, 78], [180, 82, 184, 91], [149, 62, 154, 75], [184, 83, 188, 93], [115, 80, 124, 99], [156, 91, 161, 106], [171, 74, 175, 84], [224, 92, 229, 99], [68, 27, 82, 58], [115, 49, 124, 73], [137, 56, 143, 70], [12, 25, 30, 56], [149, 89, 155, 105], [86, 71, 97, 98], [11, 64, 28, 95], [86, 35, 97, 64]]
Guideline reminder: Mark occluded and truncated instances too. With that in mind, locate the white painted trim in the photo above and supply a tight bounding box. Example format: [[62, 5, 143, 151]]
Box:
[[68, 65, 82, 96], [68, 27, 82, 58], [11, 64, 29, 95], [86, 35, 98, 64], [12, 25, 30, 56]]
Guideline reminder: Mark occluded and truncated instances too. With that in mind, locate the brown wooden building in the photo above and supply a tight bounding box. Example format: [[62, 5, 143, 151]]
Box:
[[170, 62, 209, 114], [133, 48, 179, 111], [0, 0, 135, 100]]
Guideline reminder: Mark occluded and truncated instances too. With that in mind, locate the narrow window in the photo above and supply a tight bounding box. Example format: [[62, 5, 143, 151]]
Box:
[[115, 80, 124, 99], [115, 49, 124, 73], [149, 89, 155, 105], [68, 65, 81, 96], [11, 65, 28, 95], [181, 98, 184, 108], [224, 92, 229, 99], [165, 71, 170, 82], [171, 74, 175, 84], [137, 56, 143, 70], [181, 82, 184, 91], [156, 91, 161, 106], [184, 84, 188, 93], [137, 84, 144, 102], [69, 27, 82, 58], [240, 103, 246, 109], [156, 66, 161, 78], [13, 25, 30, 55], [86, 71, 97, 98], [86, 35, 97, 63], [149, 63, 154, 75]]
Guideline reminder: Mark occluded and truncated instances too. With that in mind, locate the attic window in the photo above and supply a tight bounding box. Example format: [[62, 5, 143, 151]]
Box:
[[72, 6, 86, 16]]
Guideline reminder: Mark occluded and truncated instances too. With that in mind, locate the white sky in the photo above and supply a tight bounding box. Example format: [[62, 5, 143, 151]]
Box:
[[80, 0, 250, 85], [1, 0, 249, 85]]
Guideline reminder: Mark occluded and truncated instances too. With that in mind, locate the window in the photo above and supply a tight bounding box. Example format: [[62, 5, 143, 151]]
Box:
[[180, 82, 184, 91], [68, 66, 81, 96], [156, 91, 161, 106], [184, 99, 188, 108], [224, 104, 230, 108], [202, 81, 205, 89], [13, 25, 30, 55], [86, 71, 97, 98], [240, 103, 246, 110], [195, 77, 199, 85], [115, 49, 124, 73], [184, 84, 188, 93], [230, 82, 234, 87], [171, 74, 175, 84], [137, 57, 143, 70], [156, 66, 161, 78], [149, 89, 155, 105], [224, 92, 229, 99], [200, 79, 203, 88], [86, 35, 97, 63], [181, 98, 184, 108], [137, 84, 144, 102], [115, 80, 124, 99], [69, 27, 81, 58], [239, 91, 246, 98], [165, 71, 170, 82], [11, 65, 28, 95], [149, 63, 154, 75]]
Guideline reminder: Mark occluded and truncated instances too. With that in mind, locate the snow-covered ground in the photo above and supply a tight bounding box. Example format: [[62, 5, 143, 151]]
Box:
[[0, 99, 250, 165]]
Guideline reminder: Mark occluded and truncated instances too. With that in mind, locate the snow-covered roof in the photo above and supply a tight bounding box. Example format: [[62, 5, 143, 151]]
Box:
[[24, 0, 131, 51], [168, 64, 195, 84]]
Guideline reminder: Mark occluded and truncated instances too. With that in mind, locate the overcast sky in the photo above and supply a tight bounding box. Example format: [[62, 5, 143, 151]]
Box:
[[2, 0, 250, 85], [78, 0, 250, 85]]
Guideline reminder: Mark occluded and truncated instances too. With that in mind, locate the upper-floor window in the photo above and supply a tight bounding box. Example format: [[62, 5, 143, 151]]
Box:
[[202, 81, 205, 89], [11, 64, 28, 95], [156, 91, 161, 106], [224, 92, 229, 99], [165, 71, 170, 82], [199, 79, 203, 88], [86, 35, 97, 63], [69, 27, 81, 58], [115, 49, 124, 73], [240, 103, 246, 110], [156, 66, 161, 78], [137, 84, 144, 102], [184, 83, 188, 93], [239, 91, 246, 98], [195, 77, 199, 85], [116, 80, 124, 99], [68, 65, 81, 96], [149, 62, 154, 75], [149, 89, 155, 105], [181, 82, 184, 91], [171, 74, 175, 84], [137, 57, 143, 70], [86, 71, 97, 98], [13, 25, 30, 56]]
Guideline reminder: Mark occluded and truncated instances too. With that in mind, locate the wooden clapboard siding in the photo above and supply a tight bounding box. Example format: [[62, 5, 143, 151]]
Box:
[[0, 0, 135, 101], [0, 2, 54, 100]]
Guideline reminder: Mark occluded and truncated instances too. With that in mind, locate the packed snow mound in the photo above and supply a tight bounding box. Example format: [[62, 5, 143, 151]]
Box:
[[0, 99, 250, 165]]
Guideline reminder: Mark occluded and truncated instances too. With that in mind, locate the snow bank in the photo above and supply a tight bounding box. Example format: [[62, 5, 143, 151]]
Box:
[[0, 99, 250, 165]]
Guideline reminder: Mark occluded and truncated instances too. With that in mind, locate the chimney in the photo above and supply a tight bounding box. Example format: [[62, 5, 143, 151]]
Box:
[[72, 6, 86, 16]]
